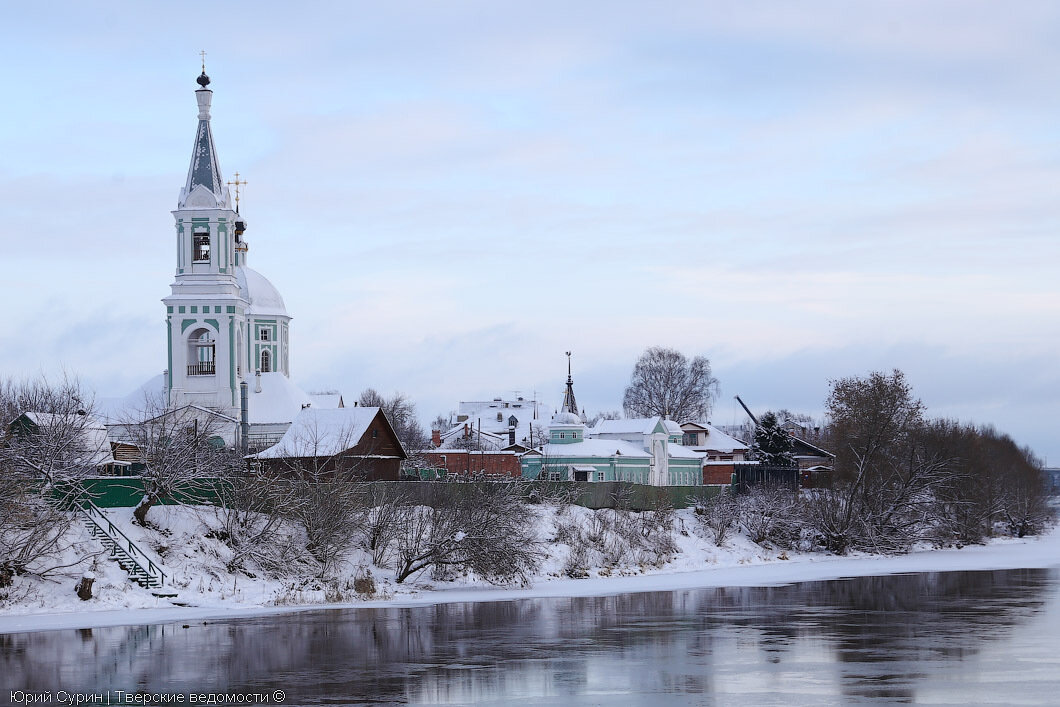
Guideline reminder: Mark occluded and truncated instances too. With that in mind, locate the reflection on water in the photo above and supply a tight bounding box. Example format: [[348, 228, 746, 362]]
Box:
[[2, 569, 1058, 705]]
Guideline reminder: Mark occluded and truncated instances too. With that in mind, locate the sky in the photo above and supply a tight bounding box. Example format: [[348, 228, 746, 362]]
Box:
[[1, 1, 1058, 462]]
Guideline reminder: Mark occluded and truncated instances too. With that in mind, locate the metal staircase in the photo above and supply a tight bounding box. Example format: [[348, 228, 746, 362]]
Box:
[[77, 500, 167, 589]]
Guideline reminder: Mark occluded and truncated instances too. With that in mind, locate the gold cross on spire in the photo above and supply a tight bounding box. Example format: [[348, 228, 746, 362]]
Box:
[[200, 50, 207, 72], [227, 172, 247, 212]]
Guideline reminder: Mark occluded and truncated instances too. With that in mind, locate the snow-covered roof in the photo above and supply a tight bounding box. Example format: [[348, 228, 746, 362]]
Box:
[[681, 422, 749, 454], [237, 266, 288, 318], [667, 443, 707, 460], [552, 411, 582, 426], [457, 397, 543, 420], [253, 407, 383, 459], [590, 417, 664, 436], [18, 412, 115, 468], [437, 406, 549, 449], [540, 438, 652, 458], [95, 373, 167, 424], [307, 393, 343, 409], [248, 372, 312, 424]]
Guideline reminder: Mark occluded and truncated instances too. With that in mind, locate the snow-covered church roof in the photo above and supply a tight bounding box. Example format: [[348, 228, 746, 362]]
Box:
[[248, 372, 312, 424], [591, 417, 667, 436], [237, 266, 288, 318]]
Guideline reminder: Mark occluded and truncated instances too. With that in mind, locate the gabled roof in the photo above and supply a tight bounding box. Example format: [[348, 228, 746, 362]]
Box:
[[138, 404, 239, 426], [681, 422, 749, 454], [253, 407, 394, 459], [590, 417, 663, 436], [791, 436, 835, 459], [666, 443, 707, 460], [13, 412, 116, 468], [308, 393, 344, 409]]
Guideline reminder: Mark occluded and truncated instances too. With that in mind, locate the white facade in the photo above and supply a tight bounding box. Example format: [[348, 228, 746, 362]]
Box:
[[162, 72, 293, 420]]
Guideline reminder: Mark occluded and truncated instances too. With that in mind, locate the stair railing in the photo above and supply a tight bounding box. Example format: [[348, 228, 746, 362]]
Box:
[[77, 499, 167, 587]]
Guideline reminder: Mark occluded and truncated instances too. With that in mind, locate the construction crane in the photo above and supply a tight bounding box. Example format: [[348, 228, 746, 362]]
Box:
[[734, 395, 759, 426]]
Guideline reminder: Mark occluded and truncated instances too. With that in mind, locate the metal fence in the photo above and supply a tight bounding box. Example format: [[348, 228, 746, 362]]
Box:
[[732, 463, 800, 493]]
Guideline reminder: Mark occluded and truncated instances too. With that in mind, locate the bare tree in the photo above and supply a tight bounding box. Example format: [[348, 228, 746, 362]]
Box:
[[292, 478, 364, 577], [921, 421, 1053, 542], [255, 413, 386, 576], [118, 404, 242, 526], [695, 492, 738, 546], [359, 483, 408, 566], [623, 347, 720, 422], [393, 483, 541, 585], [0, 375, 105, 580], [586, 410, 623, 427], [430, 414, 450, 433], [360, 389, 426, 451], [815, 370, 954, 554], [214, 472, 307, 576], [739, 483, 800, 547]]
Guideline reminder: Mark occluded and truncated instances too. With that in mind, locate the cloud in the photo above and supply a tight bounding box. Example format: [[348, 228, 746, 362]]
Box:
[[3, 1, 1059, 463]]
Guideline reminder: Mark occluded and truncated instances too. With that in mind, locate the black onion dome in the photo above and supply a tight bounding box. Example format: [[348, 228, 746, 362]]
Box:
[[197, 71, 211, 88]]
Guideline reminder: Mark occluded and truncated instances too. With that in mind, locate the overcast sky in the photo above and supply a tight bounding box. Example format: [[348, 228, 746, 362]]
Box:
[[1, 1, 1058, 461]]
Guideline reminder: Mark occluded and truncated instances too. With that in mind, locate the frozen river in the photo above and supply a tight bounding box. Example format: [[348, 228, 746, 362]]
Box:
[[3, 567, 1059, 705]]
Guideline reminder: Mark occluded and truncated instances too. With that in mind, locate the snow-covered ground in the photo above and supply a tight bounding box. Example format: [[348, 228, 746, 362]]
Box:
[[2, 503, 1057, 635]]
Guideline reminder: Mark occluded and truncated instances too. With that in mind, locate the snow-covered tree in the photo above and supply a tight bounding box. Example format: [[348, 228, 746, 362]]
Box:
[[751, 412, 796, 466]]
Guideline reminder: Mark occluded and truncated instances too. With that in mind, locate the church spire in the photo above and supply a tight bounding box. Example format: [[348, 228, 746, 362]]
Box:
[[561, 351, 578, 415], [178, 63, 228, 209]]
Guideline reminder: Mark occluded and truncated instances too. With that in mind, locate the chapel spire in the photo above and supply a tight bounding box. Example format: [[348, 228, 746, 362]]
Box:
[[561, 351, 578, 415], [178, 63, 228, 210]]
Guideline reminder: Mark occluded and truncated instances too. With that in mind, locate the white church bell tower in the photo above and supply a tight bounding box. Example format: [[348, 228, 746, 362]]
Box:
[[163, 68, 292, 416]]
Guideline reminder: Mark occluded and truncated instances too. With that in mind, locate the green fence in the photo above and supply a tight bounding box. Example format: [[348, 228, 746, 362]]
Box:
[[65, 477, 228, 508]]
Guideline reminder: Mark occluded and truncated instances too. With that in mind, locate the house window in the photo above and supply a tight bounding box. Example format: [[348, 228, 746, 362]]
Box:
[[193, 233, 211, 262], [548, 471, 562, 481], [683, 433, 697, 446], [260, 328, 270, 341], [597, 471, 605, 482], [260, 349, 271, 373]]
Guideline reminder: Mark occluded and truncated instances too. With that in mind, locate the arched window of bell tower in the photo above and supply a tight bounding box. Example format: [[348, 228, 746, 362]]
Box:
[[192, 230, 211, 262], [260, 349, 272, 373], [188, 328, 216, 376]]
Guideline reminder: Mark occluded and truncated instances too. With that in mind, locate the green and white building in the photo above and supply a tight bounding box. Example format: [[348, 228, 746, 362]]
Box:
[[520, 363, 704, 485]]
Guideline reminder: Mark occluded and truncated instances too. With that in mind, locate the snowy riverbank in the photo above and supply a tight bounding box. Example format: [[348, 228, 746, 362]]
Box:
[[2, 504, 1058, 635]]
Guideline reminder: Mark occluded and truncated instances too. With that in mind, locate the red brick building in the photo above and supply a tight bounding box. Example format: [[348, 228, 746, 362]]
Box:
[[421, 449, 524, 479]]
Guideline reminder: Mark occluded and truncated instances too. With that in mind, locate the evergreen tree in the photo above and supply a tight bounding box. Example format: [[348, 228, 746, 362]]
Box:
[[751, 412, 796, 466]]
